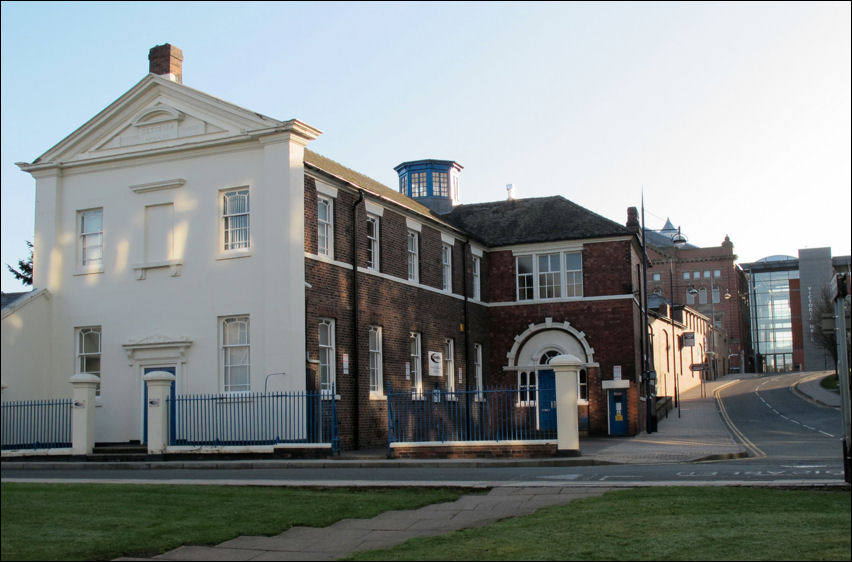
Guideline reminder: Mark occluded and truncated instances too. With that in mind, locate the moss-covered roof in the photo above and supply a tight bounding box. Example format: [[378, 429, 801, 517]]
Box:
[[441, 196, 632, 247], [304, 149, 437, 219]]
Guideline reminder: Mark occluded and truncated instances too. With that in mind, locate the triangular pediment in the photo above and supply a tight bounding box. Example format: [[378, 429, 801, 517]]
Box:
[[28, 74, 288, 167], [92, 103, 227, 151]]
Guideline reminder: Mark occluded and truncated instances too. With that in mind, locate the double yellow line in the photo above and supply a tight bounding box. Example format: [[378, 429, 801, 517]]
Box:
[[714, 380, 766, 459]]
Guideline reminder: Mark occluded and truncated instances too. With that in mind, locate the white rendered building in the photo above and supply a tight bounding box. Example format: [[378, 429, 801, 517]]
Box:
[[3, 45, 319, 443]]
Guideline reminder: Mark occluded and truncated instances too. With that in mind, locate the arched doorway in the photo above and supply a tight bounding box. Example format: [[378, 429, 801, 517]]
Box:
[[506, 319, 594, 431]]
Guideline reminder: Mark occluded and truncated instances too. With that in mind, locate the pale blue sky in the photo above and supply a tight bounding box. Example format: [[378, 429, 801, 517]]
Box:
[[2, 1, 850, 292]]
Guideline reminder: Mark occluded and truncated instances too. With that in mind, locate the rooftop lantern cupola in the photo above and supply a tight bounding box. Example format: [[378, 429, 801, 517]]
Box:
[[394, 159, 463, 215]]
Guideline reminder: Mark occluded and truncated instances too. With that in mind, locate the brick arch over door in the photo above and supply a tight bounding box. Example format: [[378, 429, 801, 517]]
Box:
[[506, 318, 595, 368]]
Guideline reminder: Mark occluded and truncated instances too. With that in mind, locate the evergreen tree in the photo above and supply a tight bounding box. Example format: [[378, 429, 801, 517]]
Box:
[[7, 241, 33, 286]]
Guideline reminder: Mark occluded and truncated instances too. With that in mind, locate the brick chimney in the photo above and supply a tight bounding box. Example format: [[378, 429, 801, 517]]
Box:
[[148, 44, 183, 83], [626, 207, 640, 234]]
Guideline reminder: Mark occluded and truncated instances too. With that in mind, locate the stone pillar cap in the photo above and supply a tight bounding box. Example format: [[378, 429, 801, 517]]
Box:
[[143, 371, 176, 382], [69, 373, 101, 384]]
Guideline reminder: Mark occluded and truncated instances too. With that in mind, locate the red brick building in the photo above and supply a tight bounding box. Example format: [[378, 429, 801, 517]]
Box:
[[302, 154, 653, 449], [645, 222, 751, 376]]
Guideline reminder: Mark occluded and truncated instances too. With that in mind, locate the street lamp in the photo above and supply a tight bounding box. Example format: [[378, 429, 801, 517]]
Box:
[[670, 227, 690, 416]]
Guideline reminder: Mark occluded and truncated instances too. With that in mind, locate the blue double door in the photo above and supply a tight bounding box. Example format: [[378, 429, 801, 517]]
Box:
[[538, 370, 557, 431]]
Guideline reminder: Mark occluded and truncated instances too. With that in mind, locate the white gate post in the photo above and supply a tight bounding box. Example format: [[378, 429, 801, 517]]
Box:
[[69, 373, 100, 455], [550, 354, 583, 455], [144, 371, 175, 454]]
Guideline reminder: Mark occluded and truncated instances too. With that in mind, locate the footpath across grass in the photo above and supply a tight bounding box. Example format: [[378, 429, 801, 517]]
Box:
[[347, 486, 852, 561], [0, 483, 470, 561], [2, 484, 849, 561]]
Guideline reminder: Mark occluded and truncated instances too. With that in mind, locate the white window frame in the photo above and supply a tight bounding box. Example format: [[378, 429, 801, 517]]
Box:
[[516, 255, 535, 301], [319, 318, 336, 396], [407, 230, 419, 282], [410, 332, 423, 399], [518, 371, 537, 406], [220, 188, 251, 257], [579, 368, 588, 402], [78, 208, 104, 273], [433, 171, 449, 197], [317, 195, 333, 257], [76, 326, 102, 396], [564, 252, 583, 297], [712, 286, 720, 304], [442, 243, 452, 292], [699, 286, 708, 305], [516, 251, 583, 301], [221, 316, 250, 393], [366, 215, 380, 270], [411, 172, 427, 198], [369, 326, 384, 399], [472, 256, 481, 301], [444, 338, 455, 395], [538, 253, 562, 299]]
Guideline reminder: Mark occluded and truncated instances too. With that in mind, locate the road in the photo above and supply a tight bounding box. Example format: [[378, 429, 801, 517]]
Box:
[[2, 372, 846, 486]]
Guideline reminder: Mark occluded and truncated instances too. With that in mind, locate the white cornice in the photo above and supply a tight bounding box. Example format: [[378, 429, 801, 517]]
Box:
[[489, 235, 634, 254], [129, 178, 185, 194]]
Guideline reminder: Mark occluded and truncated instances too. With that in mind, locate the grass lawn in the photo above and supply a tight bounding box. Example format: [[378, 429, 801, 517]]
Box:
[[0, 483, 470, 561], [820, 373, 839, 391], [347, 487, 851, 561]]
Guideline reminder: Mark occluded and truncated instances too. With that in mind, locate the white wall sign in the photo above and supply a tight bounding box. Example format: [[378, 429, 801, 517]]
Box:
[[683, 332, 695, 347], [613, 365, 622, 380], [405, 362, 411, 380], [428, 351, 443, 377], [343, 353, 349, 374]]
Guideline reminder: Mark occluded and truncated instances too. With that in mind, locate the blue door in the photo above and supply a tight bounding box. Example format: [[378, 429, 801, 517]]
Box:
[[142, 366, 176, 445], [538, 370, 556, 431], [608, 390, 628, 435]]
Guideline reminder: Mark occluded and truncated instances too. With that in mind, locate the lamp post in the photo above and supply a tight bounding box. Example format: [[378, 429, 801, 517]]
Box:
[[671, 226, 688, 417]]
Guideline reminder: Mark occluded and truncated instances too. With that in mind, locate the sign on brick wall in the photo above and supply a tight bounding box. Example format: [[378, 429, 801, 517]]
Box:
[[428, 352, 443, 377]]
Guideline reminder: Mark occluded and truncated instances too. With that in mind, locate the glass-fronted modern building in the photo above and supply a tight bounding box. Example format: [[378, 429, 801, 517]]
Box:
[[747, 256, 799, 372], [742, 248, 850, 373]]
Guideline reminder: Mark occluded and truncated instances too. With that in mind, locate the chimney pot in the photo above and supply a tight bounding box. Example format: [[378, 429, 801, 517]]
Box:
[[148, 44, 183, 83]]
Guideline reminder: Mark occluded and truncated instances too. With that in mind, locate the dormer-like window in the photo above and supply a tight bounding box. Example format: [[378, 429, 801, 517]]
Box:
[[433, 172, 448, 197], [410, 172, 427, 198]]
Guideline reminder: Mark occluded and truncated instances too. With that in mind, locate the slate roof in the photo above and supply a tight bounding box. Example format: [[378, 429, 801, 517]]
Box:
[[442, 196, 633, 247], [1, 291, 30, 310], [304, 149, 439, 220]]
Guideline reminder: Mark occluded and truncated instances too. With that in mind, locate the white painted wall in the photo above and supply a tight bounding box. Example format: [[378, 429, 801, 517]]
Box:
[[7, 85, 317, 443], [1, 290, 54, 401]]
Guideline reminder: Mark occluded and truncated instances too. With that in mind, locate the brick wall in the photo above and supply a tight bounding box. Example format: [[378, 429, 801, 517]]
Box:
[[304, 172, 648, 447]]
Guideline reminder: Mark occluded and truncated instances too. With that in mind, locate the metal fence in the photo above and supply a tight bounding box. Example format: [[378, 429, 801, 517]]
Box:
[[1, 398, 73, 451], [169, 389, 338, 451], [387, 386, 557, 447]]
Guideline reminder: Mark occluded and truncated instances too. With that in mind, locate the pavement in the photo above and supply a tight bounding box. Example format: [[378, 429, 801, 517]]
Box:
[[4, 371, 845, 561]]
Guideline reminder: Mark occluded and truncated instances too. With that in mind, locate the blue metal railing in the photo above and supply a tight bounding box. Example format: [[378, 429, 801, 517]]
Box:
[[168, 389, 338, 452], [1, 398, 73, 451], [387, 386, 557, 449]]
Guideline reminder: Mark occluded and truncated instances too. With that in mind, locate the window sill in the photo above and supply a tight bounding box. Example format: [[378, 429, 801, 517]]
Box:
[[321, 393, 341, 401], [369, 392, 386, 401], [217, 249, 253, 261], [74, 266, 104, 277], [133, 259, 182, 280]]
